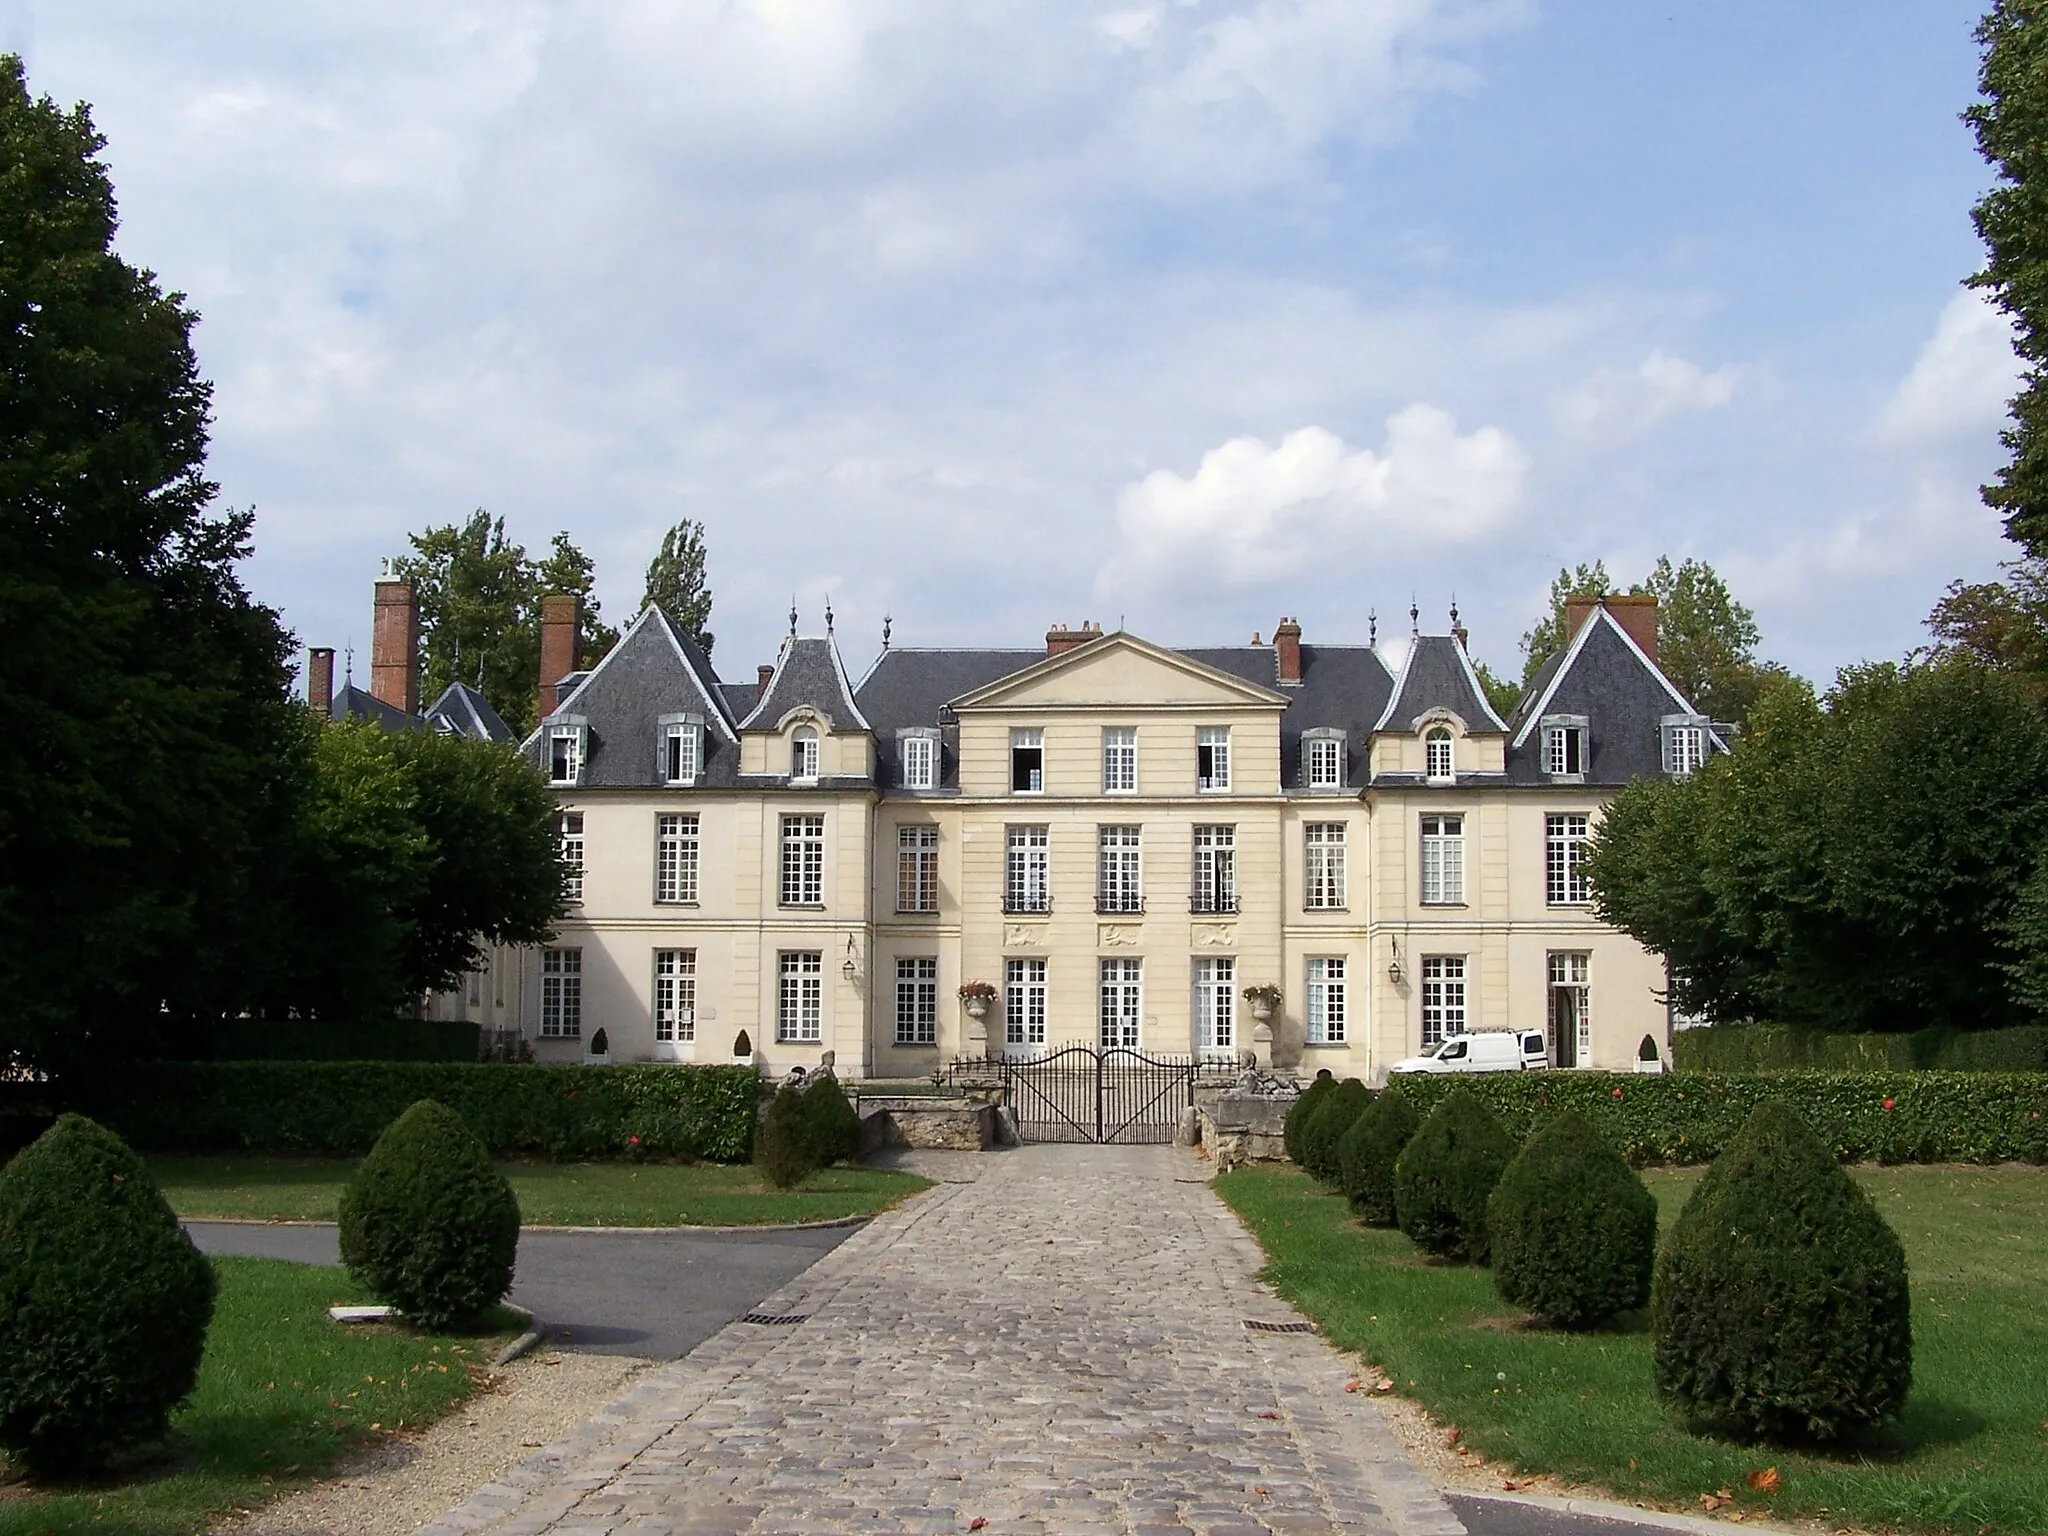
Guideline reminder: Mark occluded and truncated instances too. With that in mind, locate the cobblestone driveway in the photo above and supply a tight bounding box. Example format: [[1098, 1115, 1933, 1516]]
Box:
[[425, 1145, 1463, 1536]]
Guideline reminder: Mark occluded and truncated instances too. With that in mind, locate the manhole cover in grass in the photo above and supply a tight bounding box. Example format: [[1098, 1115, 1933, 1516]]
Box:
[[1243, 1319, 1315, 1334], [741, 1312, 810, 1326]]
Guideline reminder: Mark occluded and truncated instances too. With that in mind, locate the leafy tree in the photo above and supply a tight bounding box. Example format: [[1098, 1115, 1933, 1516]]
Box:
[[1925, 556, 2048, 695], [1587, 657, 2048, 1031], [1469, 658, 1524, 719], [1967, 1, 2048, 556], [0, 56, 303, 1071], [392, 511, 615, 736], [1517, 560, 1614, 692], [642, 517, 716, 655]]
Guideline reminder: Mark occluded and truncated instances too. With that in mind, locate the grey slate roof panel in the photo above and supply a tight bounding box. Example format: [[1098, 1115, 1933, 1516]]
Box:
[[1501, 614, 1715, 786], [854, 648, 1044, 790], [1181, 645, 1394, 789], [423, 680, 514, 743], [740, 636, 870, 731], [1377, 635, 1506, 733], [330, 683, 417, 733]]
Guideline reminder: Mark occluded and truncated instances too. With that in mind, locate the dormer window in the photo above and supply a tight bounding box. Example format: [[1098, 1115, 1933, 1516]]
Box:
[[1424, 726, 1454, 782], [899, 727, 939, 791], [658, 713, 703, 785], [1540, 715, 1588, 780], [1303, 729, 1345, 790], [547, 719, 587, 786], [1011, 728, 1044, 793], [1197, 727, 1231, 791], [1662, 714, 1709, 777], [791, 726, 820, 781]]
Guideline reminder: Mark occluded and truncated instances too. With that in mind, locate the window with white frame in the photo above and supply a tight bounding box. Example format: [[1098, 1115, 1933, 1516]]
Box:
[[790, 726, 820, 781], [1424, 726, 1454, 782], [548, 722, 586, 786], [1194, 957, 1235, 1053], [1541, 715, 1587, 779], [1192, 824, 1236, 913], [1004, 825, 1050, 913], [558, 811, 584, 905], [1097, 825, 1142, 913], [1545, 812, 1591, 905], [655, 812, 699, 903], [1102, 727, 1136, 793], [1304, 730, 1345, 789], [1306, 957, 1346, 1044], [1099, 958, 1142, 1048], [1303, 822, 1346, 909], [653, 949, 695, 1042], [1010, 728, 1044, 793], [1004, 957, 1047, 1051], [897, 824, 938, 913], [1197, 727, 1231, 791], [898, 728, 938, 790], [1420, 955, 1465, 1047], [1662, 715, 1708, 777], [540, 947, 582, 1038], [780, 813, 825, 906], [659, 714, 702, 785], [1420, 813, 1465, 905], [778, 950, 822, 1042], [895, 956, 938, 1045]]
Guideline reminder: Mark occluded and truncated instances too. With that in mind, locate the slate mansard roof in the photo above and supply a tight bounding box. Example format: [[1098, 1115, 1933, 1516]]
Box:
[[328, 679, 510, 742], [523, 604, 1721, 794]]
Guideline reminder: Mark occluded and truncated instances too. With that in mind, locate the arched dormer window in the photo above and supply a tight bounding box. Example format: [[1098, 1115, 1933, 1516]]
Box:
[[1424, 726, 1454, 782], [791, 726, 820, 782]]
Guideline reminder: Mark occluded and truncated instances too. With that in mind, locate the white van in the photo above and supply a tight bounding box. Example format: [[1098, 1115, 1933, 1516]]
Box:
[[1387, 1030, 1549, 1075]]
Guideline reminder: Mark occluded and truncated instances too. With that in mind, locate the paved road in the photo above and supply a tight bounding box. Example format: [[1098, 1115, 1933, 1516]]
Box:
[[185, 1219, 853, 1360], [421, 1144, 1465, 1536]]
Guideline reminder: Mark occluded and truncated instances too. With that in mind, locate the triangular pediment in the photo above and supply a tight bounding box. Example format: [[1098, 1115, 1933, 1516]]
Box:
[[950, 632, 1288, 712]]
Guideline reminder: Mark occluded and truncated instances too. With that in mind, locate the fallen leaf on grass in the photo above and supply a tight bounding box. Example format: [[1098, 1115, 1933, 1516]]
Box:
[[1444, 1427, 1462, 1447], [1700, 1490, 1734, 1512], [1502, 1479, 1532, 1492], [1746, 1467, 1780, 1493], [1375, 1380, 1394, 1393], [1344, 1379, 1361, 1393]]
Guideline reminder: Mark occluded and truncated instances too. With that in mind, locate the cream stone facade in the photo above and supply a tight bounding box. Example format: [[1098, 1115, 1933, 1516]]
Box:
[[460, 595, 1720, 1083]]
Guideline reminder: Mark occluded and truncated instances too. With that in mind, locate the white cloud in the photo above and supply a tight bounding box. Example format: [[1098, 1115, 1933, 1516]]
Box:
[[1869, 290, 2019, 444], [1554, 350, 1740, 438], [1098, 407, 1526, 596]]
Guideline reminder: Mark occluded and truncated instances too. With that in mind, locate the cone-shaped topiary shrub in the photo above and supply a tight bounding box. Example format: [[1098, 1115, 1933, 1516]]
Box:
[[1339, 1086, 1420, 1225], [1300, 1078, 1374, 1185], [1652, 1100, 1911, 1442], [0, 1114, 217, 1476], [756, 1082, 816, 1189], [1395, 1087, 1515, 1263], [1488, 1112, 1657, 1327], [799, 1074, 862, 1166], [1283, 1072, 1336, 1166], [338, 1099, 520, 1331]]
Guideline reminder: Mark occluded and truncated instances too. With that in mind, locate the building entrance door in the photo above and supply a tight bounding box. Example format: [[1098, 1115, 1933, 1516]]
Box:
[[1548, 952, 1590, 1068]]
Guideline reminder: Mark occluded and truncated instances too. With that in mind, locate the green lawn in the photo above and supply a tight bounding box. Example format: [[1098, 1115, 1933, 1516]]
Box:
[[149, 1156, 931, 1227], [0, 1257, 514, 1536], [1217, 1163, 2048, 1536]]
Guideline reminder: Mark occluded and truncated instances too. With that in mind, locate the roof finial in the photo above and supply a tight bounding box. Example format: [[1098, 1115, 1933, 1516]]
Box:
[[1409, 596, 1419, 636], [789, 596, 798, 636], [1368, 608, 1378, 646], [824, 596, 835, 635], [343, 643, 355, 684], [882, 612, 892, 651]]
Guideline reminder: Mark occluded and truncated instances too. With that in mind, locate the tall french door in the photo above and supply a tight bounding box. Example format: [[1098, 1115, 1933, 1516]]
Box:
[[1099, 959, 1142, 1049], [1548, 952, 1591, 1068], [1194, 957, 1235, 1055]]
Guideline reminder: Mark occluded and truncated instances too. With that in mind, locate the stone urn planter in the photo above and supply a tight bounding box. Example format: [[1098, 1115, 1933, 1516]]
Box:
[[959, 983, 997, 1046], [1241, 986, 1282, 1064]]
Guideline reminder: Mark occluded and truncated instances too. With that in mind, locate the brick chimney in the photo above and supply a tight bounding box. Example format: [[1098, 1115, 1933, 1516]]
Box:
[[538, 593, 582, 718], [306, 647, 335, 720], [1603, 593, 1659, 662], [757, 663, 776, 703], [1564, 594, 1600, 646], [1273, 617, 1303, 684], [371, 579, 420, 716], [1046, 620, 1102, 656]]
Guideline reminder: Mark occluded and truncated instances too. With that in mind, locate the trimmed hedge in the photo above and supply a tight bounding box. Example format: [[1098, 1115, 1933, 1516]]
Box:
[[1338, 1086, 1419, 1226], [756, 1083, 815, 1190], [1380, 1070, 2048, 1166], [1488, 1112, 1657, 1328], [61, 1062, 760, 1162], [798, 1075, 862, 1166], [1283, 1074, 1336, 1165], [1300, 1079, 1374, 1184], [1394, 1087, 1515, 1263], [1674, 1022, 2048, 1074]]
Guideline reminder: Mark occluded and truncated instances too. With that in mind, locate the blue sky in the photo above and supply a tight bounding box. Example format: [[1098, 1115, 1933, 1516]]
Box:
[[0, 1, 2016, 689]]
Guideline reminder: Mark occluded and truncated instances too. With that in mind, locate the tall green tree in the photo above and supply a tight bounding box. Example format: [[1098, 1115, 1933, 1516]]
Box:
[[391, 512, 614, 736], [0, 57, 303, 1069], [641, 518, 715, 655], [1968, 0, 2048, 556], [1926, 555, 2048, 693]]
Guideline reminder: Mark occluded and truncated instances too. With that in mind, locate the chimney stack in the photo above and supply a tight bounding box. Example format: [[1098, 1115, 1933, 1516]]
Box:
[[1602, 593, 1659, 662], [1273, 617, 1303, 684], [306, 647, 335, 720], [1564, 594, 1600, 646], [538, 593, 582, 718], [757, 663, 776, 702], [371, 579, 420, 716], [1046, 620, 1102, 656]]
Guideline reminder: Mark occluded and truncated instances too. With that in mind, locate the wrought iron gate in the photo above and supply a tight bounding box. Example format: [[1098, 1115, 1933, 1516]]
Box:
[[999, 1045, 1199, 1144]]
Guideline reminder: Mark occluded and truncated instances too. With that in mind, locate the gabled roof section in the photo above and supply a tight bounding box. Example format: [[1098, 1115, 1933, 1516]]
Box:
[[1373, 635, 1508, 733], [1509, 605, 1703, 750], [947, 631, 1289, 711], [855, 648, 1042, 791], [423, 681, 513, 743], [1182, 643, 1395, 791], [330, 682, 417, 733], [739, 634, 872, 731]]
